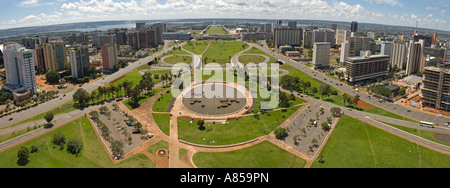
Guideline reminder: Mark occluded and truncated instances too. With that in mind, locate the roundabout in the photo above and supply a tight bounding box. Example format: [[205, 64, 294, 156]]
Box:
[[172, 82, 254, 120]]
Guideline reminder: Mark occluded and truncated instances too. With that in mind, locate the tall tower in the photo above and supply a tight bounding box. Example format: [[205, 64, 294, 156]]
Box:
[[350, 21, 358, 37], [3, 43, 37, 95]]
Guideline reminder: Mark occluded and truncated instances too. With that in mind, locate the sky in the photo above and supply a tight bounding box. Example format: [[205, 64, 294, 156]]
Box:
[[0, 0, 449, 31]]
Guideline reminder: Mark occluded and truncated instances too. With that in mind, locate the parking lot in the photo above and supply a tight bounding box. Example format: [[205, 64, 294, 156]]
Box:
[[283, 103, 338, 157]]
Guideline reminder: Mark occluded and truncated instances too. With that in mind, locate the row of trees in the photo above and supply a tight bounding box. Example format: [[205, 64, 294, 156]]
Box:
[[281, 75, 337, 99], [73, 71, 174, 108]]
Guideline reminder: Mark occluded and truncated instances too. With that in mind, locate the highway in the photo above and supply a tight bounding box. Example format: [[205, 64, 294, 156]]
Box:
[[0, 41, 187, 129], [248, 42, 450, 127]]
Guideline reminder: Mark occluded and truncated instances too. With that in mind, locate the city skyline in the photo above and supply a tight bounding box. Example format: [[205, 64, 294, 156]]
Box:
[[0, 0, 449, 31]]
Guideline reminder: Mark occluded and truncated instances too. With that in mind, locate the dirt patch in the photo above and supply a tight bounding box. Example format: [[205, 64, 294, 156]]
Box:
[[356, 100, 373, 110], [433, 133, 450, 142], [110, 75, 126, 84]]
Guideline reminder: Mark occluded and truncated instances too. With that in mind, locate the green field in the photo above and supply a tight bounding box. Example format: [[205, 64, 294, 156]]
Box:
[[177, 105, 301, 146], [183, 41, 209, 55], [153, 113, 170, 136], [163, 55, 192, 65], [205, 26, 229, 35], [193, 141, 307, 168], [311, 115, 450, 168], [0, 117, 157, 168], [203, 41, 248, 65]]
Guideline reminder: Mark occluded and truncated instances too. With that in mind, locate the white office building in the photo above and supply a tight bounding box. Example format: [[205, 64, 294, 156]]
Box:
[[2, 43, 37, 95], [340, 41, 350, 65], [313, 42, 331, 68]]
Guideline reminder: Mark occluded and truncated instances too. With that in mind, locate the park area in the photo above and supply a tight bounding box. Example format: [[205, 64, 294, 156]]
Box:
[[205, 25, 229, 35]]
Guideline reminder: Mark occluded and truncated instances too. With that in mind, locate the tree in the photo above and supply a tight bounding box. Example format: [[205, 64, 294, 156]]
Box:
[[274, 127, 287, 140], [352, 94, 360, 107], [197, 120, 205, 131], [45, 71, 60, 84], [319, 84, 331, 99], [330, 107, 341, 117], [44, 112, 54, 127], [321, 121, 330, 131], [111, 140, 124, 157], [66, 138, 83, 156], [73, 88, 90, 107], [310, 87, 318, 97], [17, 146, 30, 166], [342, 93, 351, 106], [52, 132, 66, 150]]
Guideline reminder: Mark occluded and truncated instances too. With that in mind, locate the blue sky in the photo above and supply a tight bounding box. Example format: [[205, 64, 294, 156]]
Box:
[[0, 0, 448, 31]]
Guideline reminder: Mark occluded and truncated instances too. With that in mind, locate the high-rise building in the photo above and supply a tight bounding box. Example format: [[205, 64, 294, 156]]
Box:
[[273, 28, 303, 48], [406, 39, 424, 75], [128, 31, 138, 50], [21, 36, 48, 49], [335, 28, 348, 45], [340, 41, 350, 65], [349, 37, 371, 57], [288, 21, 297, 29], [367, 32, 377, 40], [312, 29, 335, 46], [264, 23, 272, 33], [2, 43, 37, 95], [313, 42, 330, 68], [421, 66, 450, 111], [303, 29, 335, 47], [330, 23, 337, 31], [380, 42, 393, 56], [346, 54, 390, 82], [350, 21, 358, 37], [136, 23, 146, 30], [43, 42, 67, 72], [390, 42, 407, 69], [101, 43, 118, 71], [68, 33, 89, 44], [70, 46, 90, 78], [33, 45, 46, 74]]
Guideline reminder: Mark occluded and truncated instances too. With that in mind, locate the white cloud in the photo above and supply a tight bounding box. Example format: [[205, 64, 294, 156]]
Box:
[[19, 0, 53, 7]]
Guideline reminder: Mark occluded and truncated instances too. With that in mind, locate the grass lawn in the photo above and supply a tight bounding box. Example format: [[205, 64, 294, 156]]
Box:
[[203, 41, 248, 65], [153, 113, 170, 136], [193, 141, 307, 168], [184, 30, 203, 34], [146, 140, 169, 157], [177, 105, 301, 146], [311, 115, 450, 168], [379, 120, 450, 147], [205, 26, 228, 35], [0, 117, 157, 168], [183, 41, 209, 55], [238, 54, 267, 64], [242, 47, 278, 64], [153, 89, 176, 112], [163, 55, 192, 65]]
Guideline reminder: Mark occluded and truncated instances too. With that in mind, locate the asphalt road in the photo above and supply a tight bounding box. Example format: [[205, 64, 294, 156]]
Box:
[[0, 41, 187, 128], [248, 43, 450, 127]]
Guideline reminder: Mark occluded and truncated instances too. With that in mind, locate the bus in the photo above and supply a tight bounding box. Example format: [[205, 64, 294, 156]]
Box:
[[420, 121, 434, 128]]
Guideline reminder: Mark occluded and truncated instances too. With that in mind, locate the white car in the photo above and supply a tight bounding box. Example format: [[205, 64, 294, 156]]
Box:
[[148, 133, 154, 138]]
